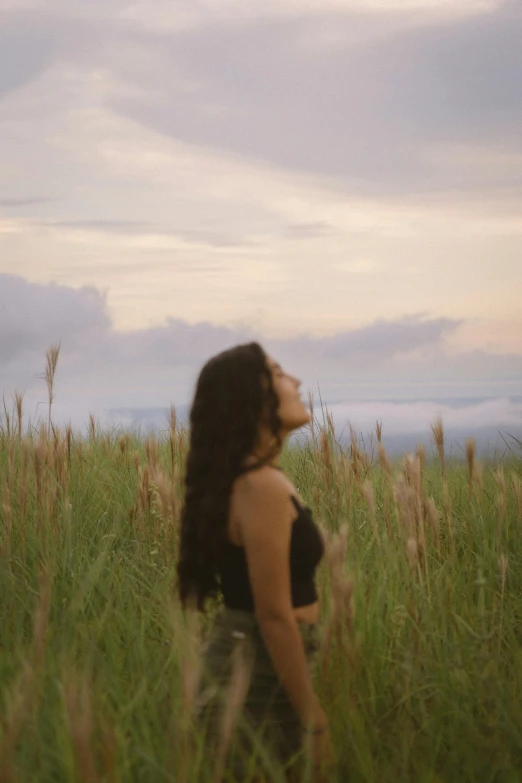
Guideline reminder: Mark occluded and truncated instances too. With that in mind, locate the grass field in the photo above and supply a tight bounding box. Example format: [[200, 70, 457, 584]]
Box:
[[1, 377, 521, 782]]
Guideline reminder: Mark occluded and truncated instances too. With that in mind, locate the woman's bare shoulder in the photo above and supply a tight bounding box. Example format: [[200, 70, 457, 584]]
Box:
[[233, 466, 293, 517]]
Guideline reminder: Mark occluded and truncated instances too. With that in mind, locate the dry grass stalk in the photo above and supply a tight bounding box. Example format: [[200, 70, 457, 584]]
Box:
[[0, 660, 35, 783], [326, 410, 335, 436], [473, 460, 484, 495], [152, 468, 179, 548], [33, 567, 52, 665], [340, 454, 352, 533], [406, 537, 420, 574], [495, 467, 507, 543], [1, 480, 12, 562], [5, 441, 15, 492], [45, 343, 60, 430], [65, 424, 73, 466], [361, 479, 380, 549], [466, 438, 476, 502], [53, 431, 68, 504], [181, 607, 202, 718], [168, 597, 203, 783], [425, 496, 441, 555], [118, 434, 129, 458], [415, 443, 426, 477], [394, 475, 417, 541], [376, 420, 382, 444], [431, 416, 445, 478], [378, 442, 391, 478], [498, 554, 508, 656], [307, 390, 318, 457], [320, 431, 332, 490], [64, 670, 101, 783], [349, 427, 370, 487], [0, 569, 52, 783], [213, 638, 254, 783], [330, 448, 344, 519], [177, 429, 187, 468], [1, 395, 11, 440], [88, 413, 96, 442], [98, 717, 117, 783], [13, 390, 23, 440], [395, 471, 427, 581], [404, 454, 422, 498], [442, 479, 454, 558], [101, 432, 112, 455], [320, 525, 355, 681], [33, 438, 46, 524], [145, 436, 158, 471], [377, 442, 393, 539], [138, 465, 152, 515], [18, 441, 30, 529], [406, 455, 426, 554], [499, 553, 508, 593], [512, 474, 521, 521], [168, 404, 177, 479]]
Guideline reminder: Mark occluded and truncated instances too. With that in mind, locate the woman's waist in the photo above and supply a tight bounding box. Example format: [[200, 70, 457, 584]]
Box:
[[216, 604, 320, 636], [293, 600, 319, 626], [222, 600, 318, 620]]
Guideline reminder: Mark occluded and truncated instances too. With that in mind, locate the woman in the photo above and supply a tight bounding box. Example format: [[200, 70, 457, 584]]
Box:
[[177, 342, 334, 780]]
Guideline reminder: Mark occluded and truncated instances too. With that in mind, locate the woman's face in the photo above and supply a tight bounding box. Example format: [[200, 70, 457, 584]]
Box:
[[266, 356, 311, 434]]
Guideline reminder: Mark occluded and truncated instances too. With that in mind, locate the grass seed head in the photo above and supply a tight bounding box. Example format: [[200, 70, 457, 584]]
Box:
[[64, 671, 101, 783], [406, 537, 419, 570], [466, 438, 476, 485], [13, 390, 24, 439], [45, 344, 60, 406], [378, 442, 391, 478], [415, 443, 426, 475], [431, 416, 445, 476]]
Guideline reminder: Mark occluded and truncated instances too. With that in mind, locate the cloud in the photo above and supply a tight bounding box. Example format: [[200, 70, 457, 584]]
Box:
[[119, 0, 502, 32], [0, 273, 110, 364], [105, 0, 522, 198], [1, 1, 520, 200], [1, 275, 521, 434], [325, 396, 522, 437], [261, 316, 471, 381], [0, 275, 460, 369], [0, 15, 56, 98], [0, 197, 53, 207], [32, 219, 254, 248], [282, 222, 334, 240], [282, 316, 462, 362]]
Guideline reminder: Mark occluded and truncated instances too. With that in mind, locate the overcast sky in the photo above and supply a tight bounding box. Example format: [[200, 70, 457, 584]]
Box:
[[1, 0, 521, 436]]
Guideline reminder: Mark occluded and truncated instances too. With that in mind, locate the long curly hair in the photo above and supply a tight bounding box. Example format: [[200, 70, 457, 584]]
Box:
[[177, 342, 282, 609]]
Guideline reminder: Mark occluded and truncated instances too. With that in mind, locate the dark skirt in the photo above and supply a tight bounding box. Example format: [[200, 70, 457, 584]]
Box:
[[195, 608, 320, 779]]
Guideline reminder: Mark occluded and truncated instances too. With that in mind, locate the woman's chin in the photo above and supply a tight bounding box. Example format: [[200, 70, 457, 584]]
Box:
[[283, 413, 311, 432]]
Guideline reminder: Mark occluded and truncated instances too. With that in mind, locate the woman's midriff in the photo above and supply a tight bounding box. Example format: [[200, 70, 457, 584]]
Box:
[[294, 601, 319, 625]]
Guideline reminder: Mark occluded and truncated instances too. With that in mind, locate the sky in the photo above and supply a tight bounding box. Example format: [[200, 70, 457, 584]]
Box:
[[1, 0, 521, 444]]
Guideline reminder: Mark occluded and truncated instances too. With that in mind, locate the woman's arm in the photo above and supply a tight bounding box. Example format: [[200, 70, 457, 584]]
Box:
[[238, 469, 327, 731]]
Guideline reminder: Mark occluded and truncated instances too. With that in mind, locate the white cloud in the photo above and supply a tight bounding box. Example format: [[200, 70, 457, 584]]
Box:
[[0, 0, 521, 353], [325, 397, 522, 437], [1, 275, 521, 437], [118, 0, 501, 33]]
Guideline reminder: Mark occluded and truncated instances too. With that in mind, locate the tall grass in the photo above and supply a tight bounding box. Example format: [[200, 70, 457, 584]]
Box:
[[0, 373, 521, 781]]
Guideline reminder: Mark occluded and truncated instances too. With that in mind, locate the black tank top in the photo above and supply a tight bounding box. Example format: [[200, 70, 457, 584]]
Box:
[[219, 470, 324, 611]]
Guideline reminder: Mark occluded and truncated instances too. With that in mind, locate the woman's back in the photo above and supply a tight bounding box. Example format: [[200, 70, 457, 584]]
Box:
[[223, 465, 323, 624]]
